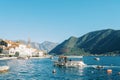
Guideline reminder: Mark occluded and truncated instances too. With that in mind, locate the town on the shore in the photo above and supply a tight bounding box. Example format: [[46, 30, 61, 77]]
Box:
[[0, 39, 47, 58]]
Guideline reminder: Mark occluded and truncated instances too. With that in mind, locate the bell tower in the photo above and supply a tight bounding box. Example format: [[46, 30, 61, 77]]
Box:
[[27, 37, 31, 47]]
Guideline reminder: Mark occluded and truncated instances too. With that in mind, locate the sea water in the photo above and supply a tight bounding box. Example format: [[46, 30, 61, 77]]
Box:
[[0, 56, 120, 80]]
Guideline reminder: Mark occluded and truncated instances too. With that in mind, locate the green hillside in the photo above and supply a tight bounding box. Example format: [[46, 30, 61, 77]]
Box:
[[49, 29, 120, 56]]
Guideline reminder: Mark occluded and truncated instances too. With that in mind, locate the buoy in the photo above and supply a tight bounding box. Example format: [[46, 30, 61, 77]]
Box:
[[107, 69, 112, 74], [52, 69, 56, 73]]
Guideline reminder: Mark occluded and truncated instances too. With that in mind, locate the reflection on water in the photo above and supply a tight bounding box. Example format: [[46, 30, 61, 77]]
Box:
[[0, 56, 120, 80]]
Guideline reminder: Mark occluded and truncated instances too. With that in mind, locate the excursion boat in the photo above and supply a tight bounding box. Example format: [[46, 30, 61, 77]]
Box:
[[0, 66, 9, 72], [54, 56, 86, 68]]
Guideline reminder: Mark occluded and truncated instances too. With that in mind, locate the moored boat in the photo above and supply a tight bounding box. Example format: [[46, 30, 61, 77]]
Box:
[[0, 66, 10, 72], [94, 57, 100, 61], [54, 56, 86, 68]]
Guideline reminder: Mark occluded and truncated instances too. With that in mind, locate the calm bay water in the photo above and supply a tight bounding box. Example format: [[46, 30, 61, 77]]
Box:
[[0, 56, 120, 80]]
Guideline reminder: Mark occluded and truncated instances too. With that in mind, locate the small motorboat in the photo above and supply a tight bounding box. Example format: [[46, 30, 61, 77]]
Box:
[[94, 57, 100, 61], [0, 66, 10, 72], [96, 65, 104, 69], [54, 56, 86, 68]]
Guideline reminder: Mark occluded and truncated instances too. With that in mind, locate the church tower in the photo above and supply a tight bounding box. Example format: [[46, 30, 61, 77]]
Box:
[[27, 37, 31, 48]]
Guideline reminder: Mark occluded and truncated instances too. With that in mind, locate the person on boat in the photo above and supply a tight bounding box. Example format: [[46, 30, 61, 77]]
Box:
[[64, 56, 67, 63]]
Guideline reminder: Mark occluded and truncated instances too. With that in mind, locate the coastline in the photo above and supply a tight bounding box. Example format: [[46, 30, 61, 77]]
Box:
[[0, 57, 17, 60], [0, 55, 51, 60]]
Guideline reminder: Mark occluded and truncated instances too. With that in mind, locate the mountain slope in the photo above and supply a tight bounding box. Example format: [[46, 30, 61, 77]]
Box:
[[49, 29, 120, 55], [17, 40, 58, 53], [39, 41, 58, 52]]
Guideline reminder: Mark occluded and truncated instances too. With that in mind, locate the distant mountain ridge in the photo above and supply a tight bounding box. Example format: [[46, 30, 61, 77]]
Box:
[[49, 29, 120, 55], [39, 41, 58, 52], [17, 40, 58, 53]]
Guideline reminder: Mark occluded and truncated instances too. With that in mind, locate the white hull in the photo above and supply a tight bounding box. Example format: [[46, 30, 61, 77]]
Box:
[[54, 61, 86, 68], [0, 66, 9, 72]]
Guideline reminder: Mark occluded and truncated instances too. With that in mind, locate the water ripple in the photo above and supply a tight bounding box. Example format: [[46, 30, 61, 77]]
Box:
[[0, 57, 120, 80]]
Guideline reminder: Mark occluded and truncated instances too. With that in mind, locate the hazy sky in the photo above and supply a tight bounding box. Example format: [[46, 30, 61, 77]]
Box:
[[0, 0, 120, 43]]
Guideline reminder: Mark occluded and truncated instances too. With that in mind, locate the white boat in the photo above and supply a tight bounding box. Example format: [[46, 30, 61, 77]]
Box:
[[65, 61, 86, 67], [54, 56, 86, 68], [94, 57, 100, 61], [0, 66, 9, 72]]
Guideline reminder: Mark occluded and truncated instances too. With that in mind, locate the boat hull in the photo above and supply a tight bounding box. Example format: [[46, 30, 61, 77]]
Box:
[[54, 61, 86, 68], [0, 66, 9, 72]]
